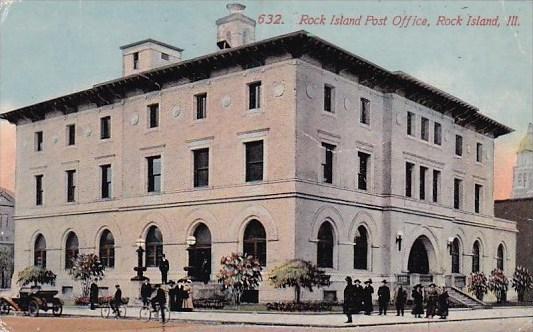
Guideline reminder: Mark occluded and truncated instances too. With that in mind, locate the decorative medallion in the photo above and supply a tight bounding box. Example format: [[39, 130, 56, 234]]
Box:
[[344, 97, 352, 111], [172, 105, 182, 118], [222, 96, 231, 108], [395, 112, 402, 125], [52, 136, 58, 144], [273, 82, 285, 97], [130, 113, 139, 126], [306, 84, 315, 99], [85, 128, 92, 138]]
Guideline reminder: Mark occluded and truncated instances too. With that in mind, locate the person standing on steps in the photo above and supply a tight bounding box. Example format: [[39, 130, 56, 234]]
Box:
[[343, 276, 356, 323], [159, 254, 170, 284], [394, 285, 407, 316], [377, 279, 390, 315], [363, 279, 374, 315]]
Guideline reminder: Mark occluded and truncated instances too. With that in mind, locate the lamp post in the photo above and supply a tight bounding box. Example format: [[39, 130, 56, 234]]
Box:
[[131, 238, 147, 281], [396, 231, 403, 251], [184, 236, 196, 279], [447, 237, 454, 255]]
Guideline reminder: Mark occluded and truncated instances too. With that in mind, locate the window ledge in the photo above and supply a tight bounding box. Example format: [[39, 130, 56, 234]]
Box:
[[321, 110, 336, 117], [145, 127, 160, 134], [359, 122, 371, 130]]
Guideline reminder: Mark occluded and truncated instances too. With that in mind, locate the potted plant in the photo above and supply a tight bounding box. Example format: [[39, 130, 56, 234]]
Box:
[[467, 272, 488, 301], [17, 266, 57, 288], [511, 266, 533, 302], [488, 268, 508, 303], [217, 253, 262, 308]]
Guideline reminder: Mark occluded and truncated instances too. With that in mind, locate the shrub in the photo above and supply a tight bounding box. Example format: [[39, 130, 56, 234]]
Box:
[[17, 266, 57, 287], [488, 269, 508, 303], [68, 254, 105, 297], [467, 272, 488, 301], [217, 253, 263, 306], [511, 266, 533, 302]]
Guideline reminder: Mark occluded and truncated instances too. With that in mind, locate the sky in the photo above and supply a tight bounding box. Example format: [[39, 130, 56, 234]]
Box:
[[0, 0, 531, 199]]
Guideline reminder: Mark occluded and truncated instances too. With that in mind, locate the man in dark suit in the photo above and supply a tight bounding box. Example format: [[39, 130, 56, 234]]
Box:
[[140, 278, 152, 307], [353, 279, 362, 314], [89, 279, 98, 310], [377, 279, 390, 315], [159, 254, 170, 284], [343, 276, 356, 323], [151, 284, 167, 323], [111, 284, 123, 317], [394, 285, 407, 316]]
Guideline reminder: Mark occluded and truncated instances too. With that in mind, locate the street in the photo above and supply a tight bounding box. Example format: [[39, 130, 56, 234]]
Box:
[[0, 316, 532, 332]]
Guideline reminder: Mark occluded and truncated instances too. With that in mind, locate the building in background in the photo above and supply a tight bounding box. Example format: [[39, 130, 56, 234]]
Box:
[[1, 3, 517, 302], [512, 123, 533, 198], [0, 119, 16, 193], [0, 188, 14, 289]]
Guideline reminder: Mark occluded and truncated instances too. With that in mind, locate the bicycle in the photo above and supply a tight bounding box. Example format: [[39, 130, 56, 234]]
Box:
[[139, 303, 170, 322], [100, 298, 128, 319]]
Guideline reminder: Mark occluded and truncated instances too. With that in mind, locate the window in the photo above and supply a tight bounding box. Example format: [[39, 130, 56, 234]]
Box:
[[472, 241, 480, 273], [35, 175, 43, 206], [407, 112, 415, 136], [148, 104, 159, 128], [35, 131, 43, 151], [455, 135, 463, 156], [195, 93, 207, 120], [133, 52, 139, 69], [322, 143, 335, 184], [248, 82, 261, 110], [360, 98, 370, 125], [100, 164, 112, 199], [34, 234, 47, 268], [451, 238, 460, 273], [245, 141, 263, 182], [66, 170, 76, 202], [100, 116, 111, 139], [67, 124, 76, 146], [145, 226, 163, 268], [474, 184, 482, 213], [99, 230, 115, 268], [317, 222, 334, 268], [193, 148, 209, 187], [354, 226, 368, 270], [65, 232, 79, 269], [405, 162, 414, 197], [421, 117, 429, 141], [432, 170, 440, 203], [147, 156, 161, 193], [496, 244, 504, 270], [419, 166, 427, 200], [161, 52, 169, 60], [358, 152, 370, 190], [434, 122, 442, 145], [188, 224, 212, 281], [243, 220, 267, 266], [454, 178, 463, 209], [476, 143, 483, 163], [323, 85, 334, 113]]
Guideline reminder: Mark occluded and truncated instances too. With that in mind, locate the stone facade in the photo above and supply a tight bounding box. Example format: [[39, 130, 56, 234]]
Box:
[[0, 120, 16, 193], [0, 189, 14, 289], [512, 123, 533, 198]]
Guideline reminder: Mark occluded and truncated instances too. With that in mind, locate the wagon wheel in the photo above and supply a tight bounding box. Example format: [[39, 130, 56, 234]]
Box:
[[0, 300, 11, 315], [52, 303, 63, 317], [28, 300, 39, 317]]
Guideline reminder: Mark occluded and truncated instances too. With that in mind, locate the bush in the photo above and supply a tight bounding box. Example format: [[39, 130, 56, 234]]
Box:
[[69, 254, 105, 297], [488, 269, 508, 303], [217, 253, 262, 306], [17, 266, 57, 287], [467, 272, 488, 301], [266, 301, 332, 312], [511, 266, 533, 302]]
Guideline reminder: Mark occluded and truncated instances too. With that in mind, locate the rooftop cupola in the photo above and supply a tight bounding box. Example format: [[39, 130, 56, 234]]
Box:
[[216, 3, 256, 49], [120, 39, 183, 77]]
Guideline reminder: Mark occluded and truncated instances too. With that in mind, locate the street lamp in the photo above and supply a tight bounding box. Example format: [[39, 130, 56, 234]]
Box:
[[447, 237, 454, 255], [131, 238, 147, 281], [186, 236, 196, 247], [396, 231, 404, 251]]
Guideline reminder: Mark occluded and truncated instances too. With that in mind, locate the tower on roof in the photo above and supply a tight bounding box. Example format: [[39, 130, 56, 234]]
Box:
[[216, 3, 256, 49], [512, 123, 533, 198], [120, 39, 183, 77]]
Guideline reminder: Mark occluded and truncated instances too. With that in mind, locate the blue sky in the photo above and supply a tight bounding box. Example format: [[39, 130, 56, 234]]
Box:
[[0, 0, 531, 197]]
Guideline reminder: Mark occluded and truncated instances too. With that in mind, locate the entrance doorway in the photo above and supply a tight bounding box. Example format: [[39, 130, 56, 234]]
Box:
[[187, 223, 211, 283], [408, 236, 431, 274]]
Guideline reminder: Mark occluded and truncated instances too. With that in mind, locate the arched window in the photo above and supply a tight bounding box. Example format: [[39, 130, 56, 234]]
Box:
[[451, 238, 460, 273], [145, 226, 163, 267], [243, 220, 267, 266], [354, 226, 368, 270], [34, 234, 47, 268], [472, 241, 480, 273], [99, 230, 115, 268], [497, 243, 504, 270], [188, 223, 212, 282], [65, 232, 79, 269], [317, 222, 334, 268]]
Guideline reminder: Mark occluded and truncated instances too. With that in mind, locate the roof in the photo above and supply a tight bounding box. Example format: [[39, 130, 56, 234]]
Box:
[[518, 123, 533, 153], [0, 188, 14, 204], [0, 30, 512, 137], [120, 38, 184, 52]]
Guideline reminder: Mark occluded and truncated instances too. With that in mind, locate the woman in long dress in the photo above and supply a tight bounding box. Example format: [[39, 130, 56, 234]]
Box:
[[181, 280, 194, 311], [411, 284, 424, 318]]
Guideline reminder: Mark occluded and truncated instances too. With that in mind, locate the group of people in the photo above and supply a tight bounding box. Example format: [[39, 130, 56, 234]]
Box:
[[343, 277, 450, 323]]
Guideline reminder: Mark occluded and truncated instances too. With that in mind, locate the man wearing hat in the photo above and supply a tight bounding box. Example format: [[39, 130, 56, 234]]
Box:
[[159, 254, 170, 284], [343, 276, 356, 323], [394, 285, 407, 316], [425, 283, 438, 318], [363, 279, 374, 315], [377, 279, 390, 315], [353, 279, 363, 314], [111, 284, 123, 317]]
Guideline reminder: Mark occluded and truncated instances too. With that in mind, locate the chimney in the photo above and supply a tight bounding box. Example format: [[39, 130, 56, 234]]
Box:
[[216, 3, 256, 49], [120, 39, 183, 76]]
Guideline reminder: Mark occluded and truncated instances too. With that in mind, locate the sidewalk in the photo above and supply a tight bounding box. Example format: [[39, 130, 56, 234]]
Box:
[[59, 305, 533, 328]]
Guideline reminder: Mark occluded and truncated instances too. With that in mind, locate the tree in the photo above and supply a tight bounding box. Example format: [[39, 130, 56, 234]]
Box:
[[68, 254, 105, 297], [488, 268, 508, 303], [217, 253, 262, 307], [467, 272, 488, 301], [511, 266, 533, 302], [268, 259, 330, 304], [17, 266, 57, 287]]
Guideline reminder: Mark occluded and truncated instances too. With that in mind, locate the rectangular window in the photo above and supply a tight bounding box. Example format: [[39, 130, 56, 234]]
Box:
[[147, 156, 161, 193], [35, 175, 43, 206], [476, 143, 483, 163], [100, 116, 111, 139], [475, 184, 482, 213], [360, 98, 370, 125], [148, 103, 159, 128], [454, 178, 463, 209], [193, 148, 209, 187], [432, 170, 441, 203], [66, 170, 76, 203], [455, 135, 463, 156], [358, 151, 370, 191], [421, 117, 429, 141], [100, 164, 112, 199], [195, 93, 207, 119], [161, 52, 169, 60], [248, 82, 261, 110], [35, 131, 43, 151], [434, 122, 442, 145], [322, 143, 335, 184], [407, 112, 415, 136], [323, 85, 334, 113], [405, 162, 414, 197], [67, 124, 76, 146], [133, 52, 139, 69], [245, 141, 264, 182], [419, 166, 427, 200]]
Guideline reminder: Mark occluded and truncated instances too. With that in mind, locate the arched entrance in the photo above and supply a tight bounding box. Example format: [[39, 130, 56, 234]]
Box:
[[187, 223, 211, 283], [408, 236, 434, 274]]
